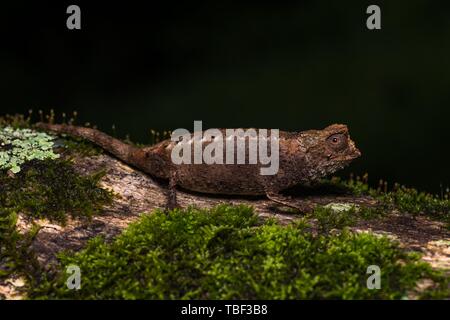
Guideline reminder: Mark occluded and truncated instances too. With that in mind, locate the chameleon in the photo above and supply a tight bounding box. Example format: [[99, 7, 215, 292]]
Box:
[[36, 123, 361, 211]]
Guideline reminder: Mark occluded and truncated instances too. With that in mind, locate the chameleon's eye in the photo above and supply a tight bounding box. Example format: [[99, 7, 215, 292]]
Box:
[[327, 133, 348, 151]]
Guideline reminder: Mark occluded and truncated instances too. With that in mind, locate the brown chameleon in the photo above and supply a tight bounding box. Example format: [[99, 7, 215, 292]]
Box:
[[36, 123, 361, 211]]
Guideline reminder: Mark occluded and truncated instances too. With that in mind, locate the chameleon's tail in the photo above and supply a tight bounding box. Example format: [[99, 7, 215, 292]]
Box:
[[36, 123, 143, 167]]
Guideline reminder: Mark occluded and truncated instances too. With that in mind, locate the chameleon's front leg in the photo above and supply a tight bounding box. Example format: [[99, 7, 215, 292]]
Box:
[[165, 170, 181, 211], [265, 190, 313, 213]]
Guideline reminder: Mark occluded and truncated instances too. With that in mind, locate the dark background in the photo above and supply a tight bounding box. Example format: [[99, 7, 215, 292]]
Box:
[[0, 1, 449, 193]]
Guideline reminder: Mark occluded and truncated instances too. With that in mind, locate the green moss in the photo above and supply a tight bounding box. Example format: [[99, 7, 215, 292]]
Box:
[[311, 206, 357, 233], [358, 205, 387, 220], [55, 136, 103, 158], [0, 158, 114, 224], [0, 157, 114, 286], [30, 205, 449, 300], [0, 207, 41, 286], [380, 185, 450, 224], [325, 175, 450, 228], [0, 208, 21, 279], [309, 203, 386, 234]]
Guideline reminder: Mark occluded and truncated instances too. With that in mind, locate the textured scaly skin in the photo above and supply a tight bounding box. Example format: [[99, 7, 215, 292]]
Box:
[[36, 123, 361, 210]]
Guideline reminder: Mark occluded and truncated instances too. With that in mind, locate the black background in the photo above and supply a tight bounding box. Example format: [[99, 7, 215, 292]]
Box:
[[1, 1, 449, 193]]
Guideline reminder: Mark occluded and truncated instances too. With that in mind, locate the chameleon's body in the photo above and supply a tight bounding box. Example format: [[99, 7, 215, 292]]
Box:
[[36, 123, 361, 211]]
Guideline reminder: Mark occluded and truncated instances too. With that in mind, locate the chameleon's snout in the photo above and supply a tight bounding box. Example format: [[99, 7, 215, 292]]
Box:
[[352, 147, 361, 158], [347, 139, 361, 160], [339, 137, 361, 161]]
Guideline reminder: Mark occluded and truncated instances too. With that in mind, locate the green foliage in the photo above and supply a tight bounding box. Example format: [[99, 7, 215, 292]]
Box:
[[0, 158, 114, 224], [380, 185, 450, 224], [0, 127, 59, 173], [326, 175, 450, 227], [312, 206, 357, 233], [56, 136, 103, 158], [0, 157, 114, 285], [0, 208, 21, 279], [310, 204, 386, 234], [358, 205, 387, 220], [30, 205, 449, 300], [0, 207, 41, 285]]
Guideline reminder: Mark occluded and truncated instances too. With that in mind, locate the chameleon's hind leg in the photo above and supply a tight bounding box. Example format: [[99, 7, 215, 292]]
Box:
[[165, 171, 181, 211], [265, 191, 313, 213]]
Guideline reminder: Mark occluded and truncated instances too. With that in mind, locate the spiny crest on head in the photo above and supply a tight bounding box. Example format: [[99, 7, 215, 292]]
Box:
[[323, 124, 349, 135]]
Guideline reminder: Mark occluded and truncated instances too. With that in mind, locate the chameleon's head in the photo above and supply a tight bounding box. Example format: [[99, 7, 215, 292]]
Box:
[[298, 124, 361, 178], [321, 124, 361, 162]]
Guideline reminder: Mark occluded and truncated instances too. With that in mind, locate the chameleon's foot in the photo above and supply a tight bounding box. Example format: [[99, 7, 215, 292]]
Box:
[[165, 171, 181, 212], [266, 191, 313, 213], [164, 190, 182, 212]]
